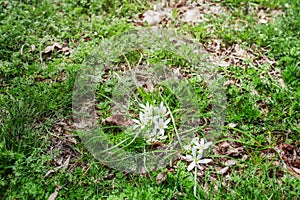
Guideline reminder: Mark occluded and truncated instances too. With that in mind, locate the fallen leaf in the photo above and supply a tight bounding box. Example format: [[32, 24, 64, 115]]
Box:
[[175, 0, 187, 8], [143, 10, 165, 25], [180, 8, 207, 23], [43, 42, 72, 56], [103, 114, 135, 127], [219, 141, 230, 149], [223, 80, 236, 86], [66, 137, 77, 145], [48, 185, 62, 200], [43, 166, 63, 178], [225, 160, 236, 166], [31, 44, 36, 51], [156, 172, 167, 184], [59, 47, 72, 56], [228, 123, 238, 128], [44, 42, 62, 54], [48, 191, 58, 200], [44, 169, 56, 178], [287, 166, 300, 179], [218, 166, 229, 175], [62, 155, 71, 169], [234, 44, 248, 58]]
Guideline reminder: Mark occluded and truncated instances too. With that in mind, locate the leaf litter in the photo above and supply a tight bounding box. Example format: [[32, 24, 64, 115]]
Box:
[[136, 0, 228, 26], [43, 1, 296, 192], [45, 119, 83, 178]]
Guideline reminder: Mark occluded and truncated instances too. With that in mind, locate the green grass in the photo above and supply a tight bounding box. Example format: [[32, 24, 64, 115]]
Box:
[[1, 0, 299, 199]]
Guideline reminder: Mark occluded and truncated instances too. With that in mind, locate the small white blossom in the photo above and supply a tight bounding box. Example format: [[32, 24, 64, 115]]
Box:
[[139, 101, 153, 117], [186, 147, 212, 171], [154, 117, 170, 136], [132, 112, 147, 130], [194, 138, 212, 152], [154, 102, 169, 118], [145, 129, 156, 140], [183, 137, 201, 151], [133, 101, 172, 142]]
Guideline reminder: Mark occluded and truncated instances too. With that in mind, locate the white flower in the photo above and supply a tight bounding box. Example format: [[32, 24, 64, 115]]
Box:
[[194, 138, 212, 152], [139, 102, 153, 118], [154, 102, 169, 118], [156, 129, 168, 140], [145, 129, 156, 139], [186, 147, 212, 171], [153, 117, 170, 136], [183, 137, 201, 151], [132, 112, 147, 130]]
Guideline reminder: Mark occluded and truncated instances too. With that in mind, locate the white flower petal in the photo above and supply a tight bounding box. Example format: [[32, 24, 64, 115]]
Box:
[[139, 103, 145, 108], [132, 119, 140, 125], [192, 137, 199, 144], [196, 164, 204, 170], [183, 144, 191, 151], [164, 118, 171, 126], [204, 141, 212, 149], [186, 155, 193, 161], [197, 150, 203, 158], [192, 147, 197, 157], [187, 162, 196, 171], [158, 129, 164, 136], [198, 159, 212, 164], [199, 138, 205, 145]]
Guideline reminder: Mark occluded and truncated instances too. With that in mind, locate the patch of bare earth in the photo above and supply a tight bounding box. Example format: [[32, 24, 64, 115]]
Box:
[[135, 0, 228, 26], [44, 119, 86, 179], [131, 0, 298, 184], [134, 0, 285, 89]]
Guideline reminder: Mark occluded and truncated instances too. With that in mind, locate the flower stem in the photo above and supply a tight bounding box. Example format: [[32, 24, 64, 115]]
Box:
[[194, 167, 197, 197]]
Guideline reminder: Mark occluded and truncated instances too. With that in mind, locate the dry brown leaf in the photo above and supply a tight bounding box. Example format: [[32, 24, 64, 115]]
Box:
[[44, 169, 56, 178], [223, 79, 236, 86], [218, 166, 229, 175], [180, 8, 207, 23], [219, 141, 230, 149], [143, 10, 165, 25], [59, 47, 72, 56], [156, 172, 167, 184], [31, 44, 36, 51], [234, 44, 248, 58], [103, 114, 135, 127], [48, 185, 62, 200], [287, 166, 300, 179], [44, 166, 63, 178], [62, 155, 71, 169], [175, 0, 187, 8], [43, 42, 72, 55], [48, 191, 58, 200], [225, 160, 236, 166], [44, 42, 62, 54], [66, 137, 77, 145]]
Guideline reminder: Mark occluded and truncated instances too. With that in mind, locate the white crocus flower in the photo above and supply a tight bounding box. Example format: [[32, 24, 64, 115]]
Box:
[[183, 137, 201, 151], [145, 129, 156, 140], [139, 102, 153, 117], [186, 147, 212, 171], [155, 102, 169, 118], [154, 117, 170, 135], [132, 112, 147, 130], [194, 138, 212, 152]]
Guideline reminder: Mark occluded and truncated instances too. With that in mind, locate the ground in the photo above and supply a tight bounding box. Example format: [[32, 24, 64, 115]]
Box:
[[0, 0, 299, 199]]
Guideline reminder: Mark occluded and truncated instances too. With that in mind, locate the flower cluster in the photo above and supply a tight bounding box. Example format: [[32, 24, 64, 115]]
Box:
[[184, 138, 212, 171], [132, 101, 171, 142]]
